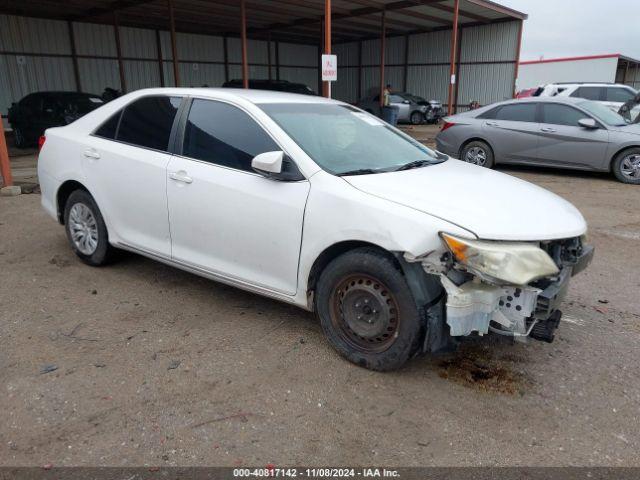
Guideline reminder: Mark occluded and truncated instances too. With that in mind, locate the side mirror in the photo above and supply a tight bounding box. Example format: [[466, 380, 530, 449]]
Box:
[[403, 99, 410, 104], [252, 151, 283, 176], [251, 151, 305, 182], [578, 118, 598, 129]]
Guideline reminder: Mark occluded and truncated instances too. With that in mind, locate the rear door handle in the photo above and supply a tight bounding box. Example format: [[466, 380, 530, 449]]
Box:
[[485, 121, 499, 127], [540, 127, 556, 133], [168, 171, 193, 184], [83, 149, 100, 159]]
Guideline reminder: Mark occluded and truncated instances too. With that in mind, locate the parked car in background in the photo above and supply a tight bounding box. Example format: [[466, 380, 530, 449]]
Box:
[[38, 88, 592, 371], [515, 87, 538, 99], [532, 82, 638, 114], [222, 79, 315, 95], [436, 97, 640, 184], [357, 92, 444, 124], [8, 91, 105, 148]]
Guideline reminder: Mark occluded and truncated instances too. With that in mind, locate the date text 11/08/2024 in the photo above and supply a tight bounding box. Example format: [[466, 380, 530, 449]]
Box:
[[233, 468, 400, 478]]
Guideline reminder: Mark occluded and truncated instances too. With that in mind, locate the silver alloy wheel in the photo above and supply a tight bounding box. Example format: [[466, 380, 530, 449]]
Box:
[[69, 203, 99, 255], [465, 146, 487, 166], [620, 153, 640, 180]]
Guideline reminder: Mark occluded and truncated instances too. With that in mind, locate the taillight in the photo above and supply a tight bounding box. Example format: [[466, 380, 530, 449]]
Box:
[[38, 135, 46, 151], [440, 121, 455, 132]]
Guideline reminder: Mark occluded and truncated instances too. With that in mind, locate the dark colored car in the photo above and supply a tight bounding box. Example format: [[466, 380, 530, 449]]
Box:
[[357, 92, 444, 124], [222, 79, 315, 95], [8, 91, 105, 148]]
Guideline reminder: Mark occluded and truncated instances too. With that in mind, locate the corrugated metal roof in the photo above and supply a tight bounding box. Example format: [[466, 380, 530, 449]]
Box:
[[0, 0, 526, 45]]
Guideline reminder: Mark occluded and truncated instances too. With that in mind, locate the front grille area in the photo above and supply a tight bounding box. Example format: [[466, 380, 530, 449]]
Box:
[[539, 236, 584, 269]]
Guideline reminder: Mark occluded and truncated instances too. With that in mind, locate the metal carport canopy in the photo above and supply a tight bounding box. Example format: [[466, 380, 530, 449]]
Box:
[[0, 0, 527, 188]]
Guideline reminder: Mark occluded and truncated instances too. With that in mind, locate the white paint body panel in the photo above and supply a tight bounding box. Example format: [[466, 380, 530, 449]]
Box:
[[343, 159, 587, 241], [38, 88, 588, 311], [83, 137, 173, 257], [166, 156, 310, 295]]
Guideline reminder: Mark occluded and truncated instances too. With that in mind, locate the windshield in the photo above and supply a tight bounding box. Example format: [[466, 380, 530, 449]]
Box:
[[578, 100, 629, 126], [258, 103, 443, 175], [407, 94, 427, 103]]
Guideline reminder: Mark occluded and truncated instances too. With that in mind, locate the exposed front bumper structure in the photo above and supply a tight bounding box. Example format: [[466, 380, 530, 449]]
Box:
[[442, 241, 594, 343], [406, 237, 594, 351]]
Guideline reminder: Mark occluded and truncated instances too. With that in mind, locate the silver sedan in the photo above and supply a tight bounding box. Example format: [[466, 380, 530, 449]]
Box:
[[436, 97, 640, 184]]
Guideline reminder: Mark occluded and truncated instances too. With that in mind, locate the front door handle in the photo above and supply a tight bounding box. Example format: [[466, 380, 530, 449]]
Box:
[[83, 149, 100, 159], [168, 171, 193, 184], [485, 121, 499, 127], [540, 127, 556, 133]]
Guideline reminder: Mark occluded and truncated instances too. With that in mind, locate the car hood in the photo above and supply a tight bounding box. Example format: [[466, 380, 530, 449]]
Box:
[[609, 123, 640, 135], [343, 159, 587, 241]]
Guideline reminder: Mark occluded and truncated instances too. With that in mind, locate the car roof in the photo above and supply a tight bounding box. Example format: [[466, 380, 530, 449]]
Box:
[[128, 87, 341, 105], [492, 96, 586, 107], [28, 91, 102, 97], [448, 96, 588, 118], [545, 82, 630, 88]]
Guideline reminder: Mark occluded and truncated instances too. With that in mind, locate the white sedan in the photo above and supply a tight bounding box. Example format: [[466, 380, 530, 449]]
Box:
[[38, 88, 593, 371]]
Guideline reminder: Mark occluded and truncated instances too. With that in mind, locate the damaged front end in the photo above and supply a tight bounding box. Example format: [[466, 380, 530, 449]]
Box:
[[404, 234, 594, 351]]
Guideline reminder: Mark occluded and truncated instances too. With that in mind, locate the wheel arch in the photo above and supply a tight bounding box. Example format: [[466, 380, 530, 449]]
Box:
[[609, 145, 640, 172], [306, 240, 401, 303], [56, 180, 90, 224]]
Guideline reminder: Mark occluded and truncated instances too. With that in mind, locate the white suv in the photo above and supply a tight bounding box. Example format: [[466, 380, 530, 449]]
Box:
[[37, 88, 593, 371], [535, 83, 638, 114]]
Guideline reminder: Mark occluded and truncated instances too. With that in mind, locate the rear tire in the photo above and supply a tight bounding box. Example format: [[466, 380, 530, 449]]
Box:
[[13, 127, 27, 148], [612, 148, 640, 184], [461, 140, 494, 168], [315, 248, 422, 371], [63, 190, 116, 266]]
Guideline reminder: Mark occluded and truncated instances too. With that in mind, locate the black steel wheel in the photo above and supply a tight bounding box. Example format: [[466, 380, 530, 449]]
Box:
[[315, 248, 422, 371], [330, 273, 401, 354]]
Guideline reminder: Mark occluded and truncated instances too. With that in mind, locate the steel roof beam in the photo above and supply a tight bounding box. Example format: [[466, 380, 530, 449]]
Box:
[[69, 0, 157, 21]]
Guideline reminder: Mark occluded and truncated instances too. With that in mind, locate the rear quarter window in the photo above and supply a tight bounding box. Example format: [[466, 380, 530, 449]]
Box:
[[94, 111, 122, 140]]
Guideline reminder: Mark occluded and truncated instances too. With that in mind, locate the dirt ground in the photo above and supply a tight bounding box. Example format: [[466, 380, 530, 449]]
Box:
[[1, 127, 640, 467]]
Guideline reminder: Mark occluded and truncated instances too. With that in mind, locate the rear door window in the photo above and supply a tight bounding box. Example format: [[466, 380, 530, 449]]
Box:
[[570, 87, 603, 101], [494, 103, 537, 122], [605, 87, 635, 103], [116, 96, 182, 151], [181, 99, 279, 172], [541, 104, 586, 127]]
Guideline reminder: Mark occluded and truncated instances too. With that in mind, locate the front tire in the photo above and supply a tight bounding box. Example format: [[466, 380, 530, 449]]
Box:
[[315, 248, 422, 371], [461, 140, 494, 168], [612, 148, 640, 184], [410, 111, 424, 125], [63, 190, 116, 266]]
